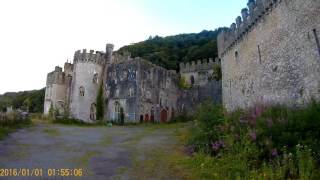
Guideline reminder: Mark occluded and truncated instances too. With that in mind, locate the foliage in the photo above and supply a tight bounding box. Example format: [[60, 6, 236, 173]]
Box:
[[212, 63, 222, 81], [0, 88, 45, 113], [188, 103, 224, 154], [185, 102, 320, 179], [178, 76, 191, 90], [96, 82, 104, 121], [117, 29, 227, 70], [0, 111, 32, 139], [52, 118, 97, 126]]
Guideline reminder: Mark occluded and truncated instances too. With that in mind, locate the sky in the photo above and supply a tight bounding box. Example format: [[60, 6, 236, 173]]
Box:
[[0, 0, 247, 94]]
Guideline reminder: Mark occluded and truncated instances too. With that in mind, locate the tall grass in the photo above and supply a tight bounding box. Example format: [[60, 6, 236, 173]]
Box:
[[185, 101, 320, 179], [0, 112, 31, 139]]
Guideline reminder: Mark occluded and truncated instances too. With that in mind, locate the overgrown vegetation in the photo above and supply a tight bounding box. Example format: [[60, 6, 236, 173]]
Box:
[[184, 101, 320, 179], [0, 89, 45, 113], [96, 82, 104, 121], [0, 112, 32, 139], [212, 63, 222, 81], [117, 29, 226, 70], [178, 76, 192, 90]]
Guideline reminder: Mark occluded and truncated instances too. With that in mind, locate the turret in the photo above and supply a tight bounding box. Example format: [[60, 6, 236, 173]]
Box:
[[105, 44, 114, 62]]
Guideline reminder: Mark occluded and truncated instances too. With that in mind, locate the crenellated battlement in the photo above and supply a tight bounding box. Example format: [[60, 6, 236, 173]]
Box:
[[111, 52, 133, 64], [73, 49, 106, 65], [179, 58, 220, 73], [217, 0, 282, 57]]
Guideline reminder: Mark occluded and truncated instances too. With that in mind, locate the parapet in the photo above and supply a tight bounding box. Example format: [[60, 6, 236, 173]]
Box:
[[73, 49, 106, 65], [179, 58, 220, 73], [217, 0, 282, 57], [111, 52, 133, 64]]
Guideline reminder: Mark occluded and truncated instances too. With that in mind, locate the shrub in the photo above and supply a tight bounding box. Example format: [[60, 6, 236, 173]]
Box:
[[178, 76, 191, 90], [187, 103, 224, 154], [185, 101, 320, 179]]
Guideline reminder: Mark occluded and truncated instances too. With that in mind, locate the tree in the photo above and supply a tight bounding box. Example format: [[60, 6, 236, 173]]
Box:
[[23, 98, 32, 112], [96, 82, 104, 121]]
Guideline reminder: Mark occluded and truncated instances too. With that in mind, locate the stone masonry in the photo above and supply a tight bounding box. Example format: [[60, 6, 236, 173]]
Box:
[[44, 45, 221, 123], [218, 0, 320, 111]]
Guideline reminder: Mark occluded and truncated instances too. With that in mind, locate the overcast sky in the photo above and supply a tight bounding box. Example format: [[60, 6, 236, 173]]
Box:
[[0, 0, 247, 94]]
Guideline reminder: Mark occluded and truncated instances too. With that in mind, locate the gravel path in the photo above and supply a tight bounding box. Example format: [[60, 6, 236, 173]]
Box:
[[0, 122, 185, 180]]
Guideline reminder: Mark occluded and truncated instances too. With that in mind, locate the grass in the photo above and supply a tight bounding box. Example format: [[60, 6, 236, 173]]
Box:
[[72, 150, 102, 167], [42, 128, 61, 137], [0, 119, 32, 140]]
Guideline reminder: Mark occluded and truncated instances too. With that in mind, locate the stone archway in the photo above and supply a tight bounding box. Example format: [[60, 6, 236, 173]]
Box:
[[150, 107, 155, 122], [144, 114, 149, 122], [160, 109, 168, 123]]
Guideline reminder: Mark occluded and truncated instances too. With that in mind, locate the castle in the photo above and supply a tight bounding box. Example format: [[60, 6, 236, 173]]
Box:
[[44, 45, 221, 123], [218, 0, 320, 111], [45, 0, 319, 121]]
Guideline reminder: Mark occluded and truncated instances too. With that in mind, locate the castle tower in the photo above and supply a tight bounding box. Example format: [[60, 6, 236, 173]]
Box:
[[44, 66, 68, 115], [69, 46, 112, 122]]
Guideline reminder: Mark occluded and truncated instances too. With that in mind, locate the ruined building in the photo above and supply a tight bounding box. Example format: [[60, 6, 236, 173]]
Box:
[[44, 45, 221, 123], [218, 0, 320, 111]]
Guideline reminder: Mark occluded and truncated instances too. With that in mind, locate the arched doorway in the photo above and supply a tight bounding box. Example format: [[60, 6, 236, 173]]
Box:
[[160, 109, 168, 122], [190, 75, 195, 85], [90, 103, 97, 121], [150, 107, 155, 122], [144, 114, 149, 122], [115, 101, 121, 122], [140, 115, 144, 123]]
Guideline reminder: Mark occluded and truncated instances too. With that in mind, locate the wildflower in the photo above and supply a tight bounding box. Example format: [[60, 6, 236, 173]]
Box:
[[249, 131, 257, 141], [211, 140, 225, 152], [271, 148, 278, 157], [267, 118, 273, 127]]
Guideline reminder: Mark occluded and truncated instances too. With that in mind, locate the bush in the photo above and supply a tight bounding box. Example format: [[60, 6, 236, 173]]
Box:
[[178, 76, 191, 90], [185, 101, 320, 179]]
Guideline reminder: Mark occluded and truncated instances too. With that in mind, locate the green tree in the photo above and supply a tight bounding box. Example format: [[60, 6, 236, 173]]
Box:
[[96, 83, 104, 121]]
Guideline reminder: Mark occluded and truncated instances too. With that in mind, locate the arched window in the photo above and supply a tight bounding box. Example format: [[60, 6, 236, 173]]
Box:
[[93, 73, 98, 83], [90, 103, 96, 121], [79, 86, 85, 96], [115, 101, 121, 121], [235, 51, 239, 60], [128, 87, 134, 97], [190, 75, 195, 85]]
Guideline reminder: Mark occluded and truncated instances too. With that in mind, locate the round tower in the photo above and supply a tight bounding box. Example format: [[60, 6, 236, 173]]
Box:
[[69, 49, 106, 122]]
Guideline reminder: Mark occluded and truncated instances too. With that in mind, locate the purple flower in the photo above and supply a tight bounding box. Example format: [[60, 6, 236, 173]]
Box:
[[271, 148, 278, 157], [211, 140, 225, 152], [267, 118, 273, 127], [184, 145, 195, 156], [249, 131, 257, 141]]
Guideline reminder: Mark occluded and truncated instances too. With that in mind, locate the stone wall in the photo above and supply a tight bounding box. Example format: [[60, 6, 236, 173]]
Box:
[[105, 58, 139, 123], [69, 49, 106, 122], [105, 55, 180, 123], [44, 66, 68, 115], [218, 0, 320, 111]]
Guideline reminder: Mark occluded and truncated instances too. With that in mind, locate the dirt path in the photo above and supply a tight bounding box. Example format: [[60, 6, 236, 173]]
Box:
[[0, 122, 188, 180]]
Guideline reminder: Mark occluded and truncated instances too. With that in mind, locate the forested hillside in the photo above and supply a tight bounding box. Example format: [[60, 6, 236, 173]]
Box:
[[0, 89, 45, 113], [117, 28, 226, 70]]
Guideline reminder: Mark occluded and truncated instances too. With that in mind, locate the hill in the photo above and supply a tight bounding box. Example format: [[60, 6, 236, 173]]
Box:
[[117, 28, 226, 70], [0, 89, 45, 113]]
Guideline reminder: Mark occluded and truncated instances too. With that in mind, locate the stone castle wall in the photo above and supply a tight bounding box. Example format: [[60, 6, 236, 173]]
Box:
[[105, 54, 180, 123], [218, 0, 320, 111], [44, 66, 69, 115], [45, 45, 222, 123], [69, 49, 107, 122]]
